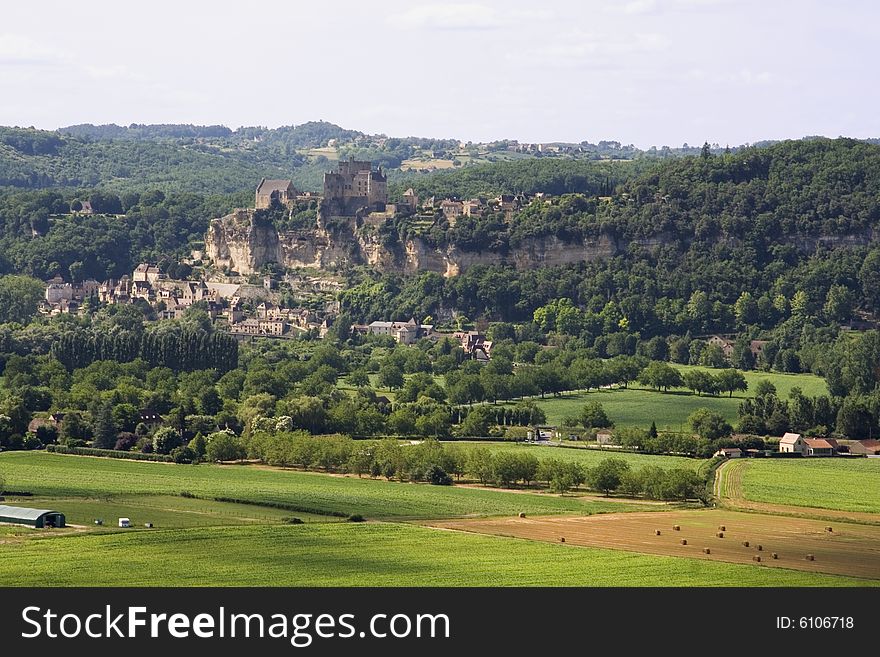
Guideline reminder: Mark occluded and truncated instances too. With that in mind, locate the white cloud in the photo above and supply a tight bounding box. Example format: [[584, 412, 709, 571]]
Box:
[[0, 33, 68, 65], [387, 4, 498, 30], [510, 30, 671, 69], [625, 0, 657, 15], [386, 4, 549, 31]]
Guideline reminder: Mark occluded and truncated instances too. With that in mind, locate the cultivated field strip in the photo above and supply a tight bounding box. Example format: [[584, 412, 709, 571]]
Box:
[[428, 510, 880, 580]]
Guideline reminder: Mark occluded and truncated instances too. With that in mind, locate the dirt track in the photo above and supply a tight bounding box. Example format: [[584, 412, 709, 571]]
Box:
[[427, 510, 880, 580]]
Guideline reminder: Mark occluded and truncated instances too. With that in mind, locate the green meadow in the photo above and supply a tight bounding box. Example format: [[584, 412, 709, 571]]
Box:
[[505, 367, 829, 430], [0, 452, 637, 520], [738, 458, 880, 513], [0, 522, 867, 587]]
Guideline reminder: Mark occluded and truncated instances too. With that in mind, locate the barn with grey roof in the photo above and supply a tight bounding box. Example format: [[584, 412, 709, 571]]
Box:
[[0, 504, 66, 528]]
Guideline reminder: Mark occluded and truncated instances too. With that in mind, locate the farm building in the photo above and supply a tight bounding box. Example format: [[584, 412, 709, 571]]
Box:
[[596, 430, 614, 445], [714, 447, 742, 458], [804, 438, 838, 457], [779, 432, 806, 455], [0, 505, 65, 528]]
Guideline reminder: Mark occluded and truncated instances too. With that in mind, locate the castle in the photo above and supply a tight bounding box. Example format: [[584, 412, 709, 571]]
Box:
[[322, 159, 387, 212], [255, 179, 297, 209]]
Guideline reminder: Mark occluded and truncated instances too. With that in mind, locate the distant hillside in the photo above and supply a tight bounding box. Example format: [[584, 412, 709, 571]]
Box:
[[1, 121, 805, 196]]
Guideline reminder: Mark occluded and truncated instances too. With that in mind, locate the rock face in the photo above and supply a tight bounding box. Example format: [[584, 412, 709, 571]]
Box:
[[204, 209, 621, 276]]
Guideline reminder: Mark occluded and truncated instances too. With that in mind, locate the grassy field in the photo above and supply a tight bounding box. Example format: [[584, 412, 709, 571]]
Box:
[[737, 459, 880, 513], [508, 368, 829, 430], [455, 441, 707, 471], [2, 495, 329, 529], [0, 522, 867, 586], [0, 452, 641, 520]]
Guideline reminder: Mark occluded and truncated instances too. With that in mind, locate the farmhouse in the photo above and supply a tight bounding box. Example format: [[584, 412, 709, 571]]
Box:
[[0, 505, 65, 529], [804, 438, 837, 457], [779, 432, 806, 455], [714, 447, 743, 458], [707, 335, 735, 358]]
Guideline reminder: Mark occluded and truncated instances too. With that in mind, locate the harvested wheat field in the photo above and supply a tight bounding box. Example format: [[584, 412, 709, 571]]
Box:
[[427, 510, 880, 580]]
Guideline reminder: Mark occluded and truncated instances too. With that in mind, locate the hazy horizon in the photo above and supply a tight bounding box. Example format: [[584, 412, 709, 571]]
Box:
[[2, 0, 878, 148]]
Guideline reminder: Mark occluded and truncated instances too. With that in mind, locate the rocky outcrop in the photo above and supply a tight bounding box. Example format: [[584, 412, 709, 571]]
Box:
[[205, 210, 622, 276]]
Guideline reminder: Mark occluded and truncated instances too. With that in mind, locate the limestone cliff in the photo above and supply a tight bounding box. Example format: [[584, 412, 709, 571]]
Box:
[[204, 209, 621, 276]]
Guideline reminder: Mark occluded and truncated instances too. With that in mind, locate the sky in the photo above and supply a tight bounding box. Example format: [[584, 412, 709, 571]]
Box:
[[1, 0, 878, 147]]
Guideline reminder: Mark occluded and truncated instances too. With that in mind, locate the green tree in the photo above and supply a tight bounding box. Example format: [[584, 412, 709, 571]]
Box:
[[588, 458, 630, 495], [378, 363, 404, 390], [92, 401, 117, 449], [205, 430, 246, 462], [580, 401, 613, 429], [0, 275, 44, 324], [688, 408, 732, 440], [637, 361, 683, 392], [714, 369, 748, 397], [152, 426, 183, 454]]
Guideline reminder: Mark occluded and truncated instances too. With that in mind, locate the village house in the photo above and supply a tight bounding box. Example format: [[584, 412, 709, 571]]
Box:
[[707, 335, 736, 358], [366, 318, 435, 345], [714, 447, 743, 458], [401, 188, 419, 211], [462, 198, 486, 217], [453, 331, 493, 360], [779, 432, 807, 455], [440, 199, 464, 223], [133, 263, 161, 285]]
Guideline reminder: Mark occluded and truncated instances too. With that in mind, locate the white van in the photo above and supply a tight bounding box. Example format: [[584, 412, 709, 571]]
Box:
[[118, 517, 131, 528]]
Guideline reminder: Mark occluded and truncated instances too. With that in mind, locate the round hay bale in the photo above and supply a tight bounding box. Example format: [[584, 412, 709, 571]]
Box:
[[680, 539, 688, 545], [756, 544, 763, 551], [718, 525, 726, 531], [703, 547, 711, 554], [560, 537, 565, 543], [655, 529, 661, 536], [716, 531, 724, 538], [806, 554, 815, 561], [673, 525, 681, 531], [742, 540, 750, 547], [753, 555, 762, 563], [518, 512, 526, 518], [771, 552, 778, 559]]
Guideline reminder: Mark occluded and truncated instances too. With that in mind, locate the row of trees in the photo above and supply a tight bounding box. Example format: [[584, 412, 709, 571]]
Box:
[[51, 328, 238, 373], [243, 432, 705, 499]]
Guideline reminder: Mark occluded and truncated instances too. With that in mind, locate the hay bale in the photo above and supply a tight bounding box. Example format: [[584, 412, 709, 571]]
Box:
[[680, 539, 688, 545], [655, 529, 662, 536], [718, 525, 726, 531], [560, 537, 565, 543], [716, 532, 724, 538], [771, 553, 778, 559], [753, 555, 762, 563], [756, 544, 763, 551], [806, 554, 815, 561], [518, 512, 526, 518], [703, 547, 711, 554], [742, 540, 750, 547], [673, 525, 681, 531]]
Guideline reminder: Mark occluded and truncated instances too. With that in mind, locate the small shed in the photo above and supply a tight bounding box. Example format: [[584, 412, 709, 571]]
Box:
[[0, 505, 66, 528], [596, 430, 614, 445]]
